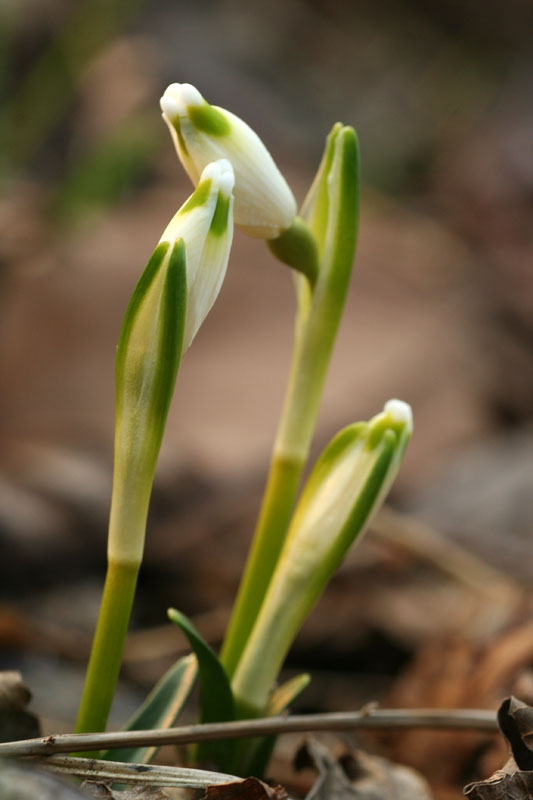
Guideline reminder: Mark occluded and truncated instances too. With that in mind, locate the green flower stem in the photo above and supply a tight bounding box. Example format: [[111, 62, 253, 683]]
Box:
[[221, 293, 342, 679], [75, 558, 140, 740], [220, 450, 302, 678], [221, 125, 359, 679]]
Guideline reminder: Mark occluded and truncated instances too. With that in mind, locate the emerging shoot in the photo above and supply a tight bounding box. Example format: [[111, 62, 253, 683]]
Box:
[[231, 400, 413, 715]]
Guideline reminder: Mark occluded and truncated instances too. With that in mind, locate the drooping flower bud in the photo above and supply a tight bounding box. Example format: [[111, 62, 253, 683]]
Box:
[[160, 82, 296, 239], [231, 399, 413, 714]]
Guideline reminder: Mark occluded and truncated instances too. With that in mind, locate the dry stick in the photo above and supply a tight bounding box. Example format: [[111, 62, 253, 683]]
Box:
[[0, 708, 498, 759]]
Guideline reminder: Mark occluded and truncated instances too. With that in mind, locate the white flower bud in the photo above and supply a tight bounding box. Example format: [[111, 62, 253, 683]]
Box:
[[231, 399, 413, 713], [109, 159, 234, 567], [159, 158, 235, 350], [160, 82, 296, 239]]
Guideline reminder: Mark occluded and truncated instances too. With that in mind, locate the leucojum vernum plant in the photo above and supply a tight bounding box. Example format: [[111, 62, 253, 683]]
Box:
[[74, 82, 413, 776]]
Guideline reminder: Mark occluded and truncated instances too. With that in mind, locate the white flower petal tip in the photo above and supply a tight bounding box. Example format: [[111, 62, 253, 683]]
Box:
[[157, 159, 234, 351], [160, 81, 296, 239], [160, 83, 204, 120], [383, 399, 413, 434], [200, 158, 235, 194], [159, 93, 180, 122]]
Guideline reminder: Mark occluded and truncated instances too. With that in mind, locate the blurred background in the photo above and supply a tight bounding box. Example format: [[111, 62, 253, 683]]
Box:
[[1, 1, 533, 796]]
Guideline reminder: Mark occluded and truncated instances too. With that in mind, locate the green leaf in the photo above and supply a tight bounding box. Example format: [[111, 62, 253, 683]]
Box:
[[115, 237, 186, 464], [266, 673, 311, 716], [101, 654, 198, 764], [109, 238, 186, 564], [168, 609, 235, 768], [300, 123, 342, 258], [243, 673, 311, 778], [297, 123, 359, 318]]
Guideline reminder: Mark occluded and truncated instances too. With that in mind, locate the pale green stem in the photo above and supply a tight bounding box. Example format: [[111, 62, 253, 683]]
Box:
[[75, 558, 140, 742], [219, 452, 302, 678], [75, 470, 150, 741], [221, 275, 343, 677]]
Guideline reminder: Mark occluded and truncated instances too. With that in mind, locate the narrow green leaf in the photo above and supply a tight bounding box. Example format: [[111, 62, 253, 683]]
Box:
[[168, 609, 235, 768], [115, 237, 186, 461], [168, 610, 234, 724], [101, 654, 198, 764], [109, 238, 186, 565], [266, 673, 311, 716], [325, 126, 360, 294], [300, 122, 342, 258]]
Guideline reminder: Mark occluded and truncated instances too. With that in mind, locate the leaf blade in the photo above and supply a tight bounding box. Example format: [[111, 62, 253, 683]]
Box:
[[101, 653, 198, 764], [168, 609, 235, 768]]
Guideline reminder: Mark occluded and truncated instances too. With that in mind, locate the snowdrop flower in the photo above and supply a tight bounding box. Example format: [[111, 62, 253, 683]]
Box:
[[160, 82, 296, 239]]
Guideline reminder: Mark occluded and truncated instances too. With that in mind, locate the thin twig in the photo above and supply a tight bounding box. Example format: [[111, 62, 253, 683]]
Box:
[[0, 708, 498, 758], [31, 755, 239, 788]]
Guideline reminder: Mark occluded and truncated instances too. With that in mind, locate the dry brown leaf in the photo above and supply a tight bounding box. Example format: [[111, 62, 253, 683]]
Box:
[[81, 783, 172, 799], [464, 697, 533, 799], [499, 696, 533, 765], [464, 766, 533, 799], [203, 777, 288, 800], [0, 670, 41, 743], [294, 738, 434, 800]]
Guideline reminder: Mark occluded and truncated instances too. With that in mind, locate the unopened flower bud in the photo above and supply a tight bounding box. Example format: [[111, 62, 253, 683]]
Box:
[[160, 82, 296, 239], [231, 399, 413, 713], [159, 158, 235, 350], [109, 159, 234, 566]]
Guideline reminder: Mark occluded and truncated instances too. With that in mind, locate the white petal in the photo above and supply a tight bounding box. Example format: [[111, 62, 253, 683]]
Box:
[[160, 83, 296, 239], [158, 159, 234, 350]]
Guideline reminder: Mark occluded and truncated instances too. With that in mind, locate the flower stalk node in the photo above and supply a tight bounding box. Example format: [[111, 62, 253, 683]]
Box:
[[267, 216, 319, 285]]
